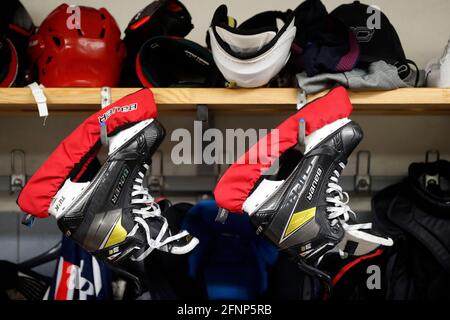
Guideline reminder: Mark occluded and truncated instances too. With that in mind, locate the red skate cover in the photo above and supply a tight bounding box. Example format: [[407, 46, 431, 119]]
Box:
[[17, 89, 158, 218], [214, 86, 353, 213]]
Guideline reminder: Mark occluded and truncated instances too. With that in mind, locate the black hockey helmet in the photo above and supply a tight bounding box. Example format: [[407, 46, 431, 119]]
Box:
[[136, 36, 225, 88], [121, 0, 194, 86], [0, 0, 35, 86]]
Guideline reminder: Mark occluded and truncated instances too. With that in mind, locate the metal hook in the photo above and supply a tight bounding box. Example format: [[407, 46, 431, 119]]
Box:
[[196, 104, 221, 178], [149, 150, 164, 195], [425, 149, 440, 187], [100, 87, 112, 146], [196, 104, 209, 128], [355, 150, 372, 193], [298, 118, 306, 153], [10, 149, 26, 194]]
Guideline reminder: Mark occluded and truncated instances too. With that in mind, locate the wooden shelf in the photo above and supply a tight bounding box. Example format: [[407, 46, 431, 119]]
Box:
[[1, 87, 450, 115]]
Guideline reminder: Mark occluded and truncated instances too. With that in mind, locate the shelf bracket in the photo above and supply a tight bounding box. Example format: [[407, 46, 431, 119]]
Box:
[[297, 88, 307, 110], [101, 87, 112, 109]]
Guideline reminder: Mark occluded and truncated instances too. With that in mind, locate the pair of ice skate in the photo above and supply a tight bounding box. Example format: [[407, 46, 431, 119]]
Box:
[[21, 87, 392, 278]]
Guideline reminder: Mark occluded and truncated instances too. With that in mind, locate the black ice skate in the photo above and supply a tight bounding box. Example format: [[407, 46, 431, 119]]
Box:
[[49, 119, 199, 264], [246, 118, 392, 266]]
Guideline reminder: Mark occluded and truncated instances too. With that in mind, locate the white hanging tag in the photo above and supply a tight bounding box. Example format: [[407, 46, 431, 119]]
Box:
[[28, 82, 48, 121]]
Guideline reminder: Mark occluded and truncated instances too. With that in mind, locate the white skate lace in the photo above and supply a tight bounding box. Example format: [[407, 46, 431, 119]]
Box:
[[127, 164, 190, 261], [325, 162, 374, 257]]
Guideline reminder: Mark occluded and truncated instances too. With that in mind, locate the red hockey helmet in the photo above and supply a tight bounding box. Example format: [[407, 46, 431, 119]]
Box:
[[28, 4, 126, 87]]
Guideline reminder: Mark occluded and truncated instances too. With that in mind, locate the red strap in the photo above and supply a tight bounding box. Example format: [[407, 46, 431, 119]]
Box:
[[331, 248, 384, 286], [9, 23, 33, 37], [129, 16, 151, 30]]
